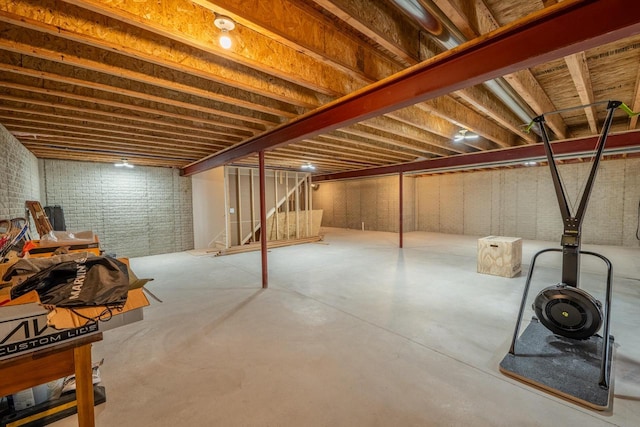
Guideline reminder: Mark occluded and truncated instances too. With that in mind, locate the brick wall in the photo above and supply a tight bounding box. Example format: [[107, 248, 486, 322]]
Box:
[[463, 172, 491, 236], [416, 174, 439, 232], [402, 175, 415, 233], [315, 158, 639, 247], [41, 159, 194, 258], [2, 125, 193, 257], [0, 124, 40, 219], [414, 159, 640, 247], [622, 158, 640, 247], [438, 174, 464, 234], [313, 175, 415, 233]]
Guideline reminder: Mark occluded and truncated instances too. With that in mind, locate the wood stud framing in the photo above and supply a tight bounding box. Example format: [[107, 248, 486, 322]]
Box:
[[226, 167, 314, 247]]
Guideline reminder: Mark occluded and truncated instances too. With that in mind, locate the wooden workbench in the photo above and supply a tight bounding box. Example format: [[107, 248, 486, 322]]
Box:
[[0, 333, 103, 427]]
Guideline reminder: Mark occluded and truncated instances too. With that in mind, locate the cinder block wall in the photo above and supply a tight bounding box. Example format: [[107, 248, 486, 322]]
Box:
[[403, 176, 416, 233], [41, 160, 194, 257], [0, 124, 40, 219], [315, 158, 639, 247], [313, 175, 415, 233], [415, 158, 640, 247]]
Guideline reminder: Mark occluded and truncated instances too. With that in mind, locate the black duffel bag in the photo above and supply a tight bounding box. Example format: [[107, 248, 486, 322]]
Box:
[[10, 255, 129, 308]]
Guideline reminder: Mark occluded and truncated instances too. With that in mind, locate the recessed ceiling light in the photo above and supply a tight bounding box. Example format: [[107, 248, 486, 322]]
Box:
[[214, 15, 236, 50], [301, 162, 315, 170], [115, 159, 134, 168]]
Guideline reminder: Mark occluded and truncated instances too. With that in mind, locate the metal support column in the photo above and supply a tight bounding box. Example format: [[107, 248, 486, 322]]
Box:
[[259, 151, 268, 288], [399, 172, 403, 249]]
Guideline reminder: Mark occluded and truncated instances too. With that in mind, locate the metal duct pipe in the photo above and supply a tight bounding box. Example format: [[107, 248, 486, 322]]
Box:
[[389, 0, 536, 129], [484, 80, 537, 129], [388, 0, 459, 48]]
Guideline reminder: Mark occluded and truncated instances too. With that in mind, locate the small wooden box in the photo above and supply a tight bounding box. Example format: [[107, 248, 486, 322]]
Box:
[[477, 236, 522, 278]]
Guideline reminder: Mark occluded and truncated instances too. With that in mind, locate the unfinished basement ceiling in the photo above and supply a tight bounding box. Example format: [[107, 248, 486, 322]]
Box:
[[1, 0, 639, 174]]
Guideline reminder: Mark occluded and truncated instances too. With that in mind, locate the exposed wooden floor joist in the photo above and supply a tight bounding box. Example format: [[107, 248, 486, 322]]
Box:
[[0, 0, 638, 173]]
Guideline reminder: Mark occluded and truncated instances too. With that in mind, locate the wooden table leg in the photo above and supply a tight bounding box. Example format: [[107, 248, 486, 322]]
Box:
[[74, 344, 95, 427]]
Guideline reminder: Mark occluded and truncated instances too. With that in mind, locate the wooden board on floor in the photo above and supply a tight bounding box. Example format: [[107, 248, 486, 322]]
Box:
[[499, 318, 613, 411], [217, 236, 323, 256]]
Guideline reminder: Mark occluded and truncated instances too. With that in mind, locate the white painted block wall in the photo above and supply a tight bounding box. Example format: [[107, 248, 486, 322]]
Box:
[[313, 175, 415, 233], [2, 124, 194, 257], [41, 159, 194, 257], [0, 124, 40, 219], [415, 159, 640, 247], [315, 158, 640, 248]]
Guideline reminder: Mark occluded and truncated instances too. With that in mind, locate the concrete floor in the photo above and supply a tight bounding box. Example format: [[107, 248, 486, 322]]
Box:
[[51, 228, 640, 426]]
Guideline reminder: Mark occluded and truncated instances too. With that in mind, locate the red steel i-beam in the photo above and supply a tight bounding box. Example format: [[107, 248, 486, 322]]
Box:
[[259, 151, 268, 288], [311, 131, 640, 181], [182, 0, 640, 177]]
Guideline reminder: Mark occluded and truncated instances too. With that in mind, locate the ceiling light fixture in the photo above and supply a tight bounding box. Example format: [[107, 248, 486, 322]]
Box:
[[301, 162, 316, 170], [214, 15, 236, 50], [114, 159, 134, 168], [453, 129, 479, 142], [523, 161, 538, 166]]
